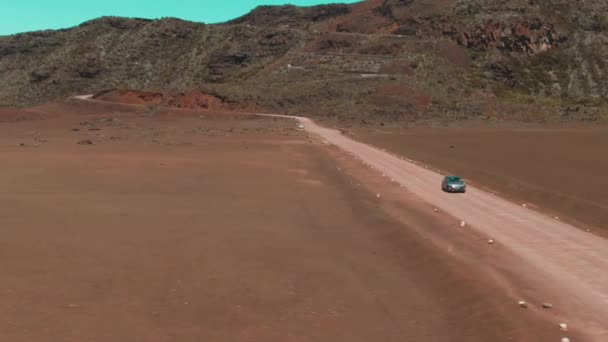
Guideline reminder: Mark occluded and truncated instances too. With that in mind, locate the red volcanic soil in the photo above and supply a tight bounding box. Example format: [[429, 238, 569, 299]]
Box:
[[93, 89, 263, 112], [0, 108, 25, 122], [0, 107, 53, 122], [0, 99, 569, 342]]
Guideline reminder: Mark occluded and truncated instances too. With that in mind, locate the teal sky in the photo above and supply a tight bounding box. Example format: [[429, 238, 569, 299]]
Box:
[[1, 0, 359, 36]]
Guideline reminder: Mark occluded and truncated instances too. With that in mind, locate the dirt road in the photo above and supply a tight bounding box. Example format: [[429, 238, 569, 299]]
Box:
[[285, 117, 608, 340], [352, 126, 608, 231]]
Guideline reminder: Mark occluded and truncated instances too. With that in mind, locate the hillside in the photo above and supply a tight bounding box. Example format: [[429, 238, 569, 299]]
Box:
[[1, 0, 607, 123]]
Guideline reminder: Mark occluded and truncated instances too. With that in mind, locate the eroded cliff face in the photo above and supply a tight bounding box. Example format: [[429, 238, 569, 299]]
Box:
[[381, 0, 567, 54], [439, 19, 566, 54], [375, 0, 606, 101]]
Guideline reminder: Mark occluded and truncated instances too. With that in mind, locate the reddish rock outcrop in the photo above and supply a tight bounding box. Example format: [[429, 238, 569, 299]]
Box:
[[93, 89, 221, 110], [92, 89, 264, 113]]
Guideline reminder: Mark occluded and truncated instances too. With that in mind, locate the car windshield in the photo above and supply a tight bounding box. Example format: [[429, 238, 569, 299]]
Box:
[[447, 176, 462, 182]]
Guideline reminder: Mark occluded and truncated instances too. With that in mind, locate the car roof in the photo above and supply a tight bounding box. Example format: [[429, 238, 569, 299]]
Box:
[[445, 175, 462, 180]]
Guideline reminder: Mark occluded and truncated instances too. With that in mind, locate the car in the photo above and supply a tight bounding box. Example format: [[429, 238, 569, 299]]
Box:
[[442, 175, 466, 193]]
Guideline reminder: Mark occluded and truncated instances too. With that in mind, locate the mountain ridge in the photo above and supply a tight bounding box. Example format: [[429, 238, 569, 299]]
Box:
[[1, 0, 606, 123]]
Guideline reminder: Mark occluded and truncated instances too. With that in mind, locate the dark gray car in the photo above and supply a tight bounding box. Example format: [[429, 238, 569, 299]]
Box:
[[442, 175, 466, 193]]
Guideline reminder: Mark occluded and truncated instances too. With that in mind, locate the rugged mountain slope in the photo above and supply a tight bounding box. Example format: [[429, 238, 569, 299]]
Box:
[[0, 16, 312, 105], [1, 0, 606, 123], [377, 0, 608, 100]]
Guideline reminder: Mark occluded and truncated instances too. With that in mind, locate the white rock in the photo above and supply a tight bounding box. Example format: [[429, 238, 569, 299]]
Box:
[[559, 323, 568, 331], [555, 216, 560, 220], [488, 239, 495, 244], [561, 338, 570, 342], [518, 301, 528, 308], [542, 303, 553, 309], [376, 194, 381, 198], [459, 221, 466, 227], [433, 208, 439, 212], [522, 203, 527, 207]]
